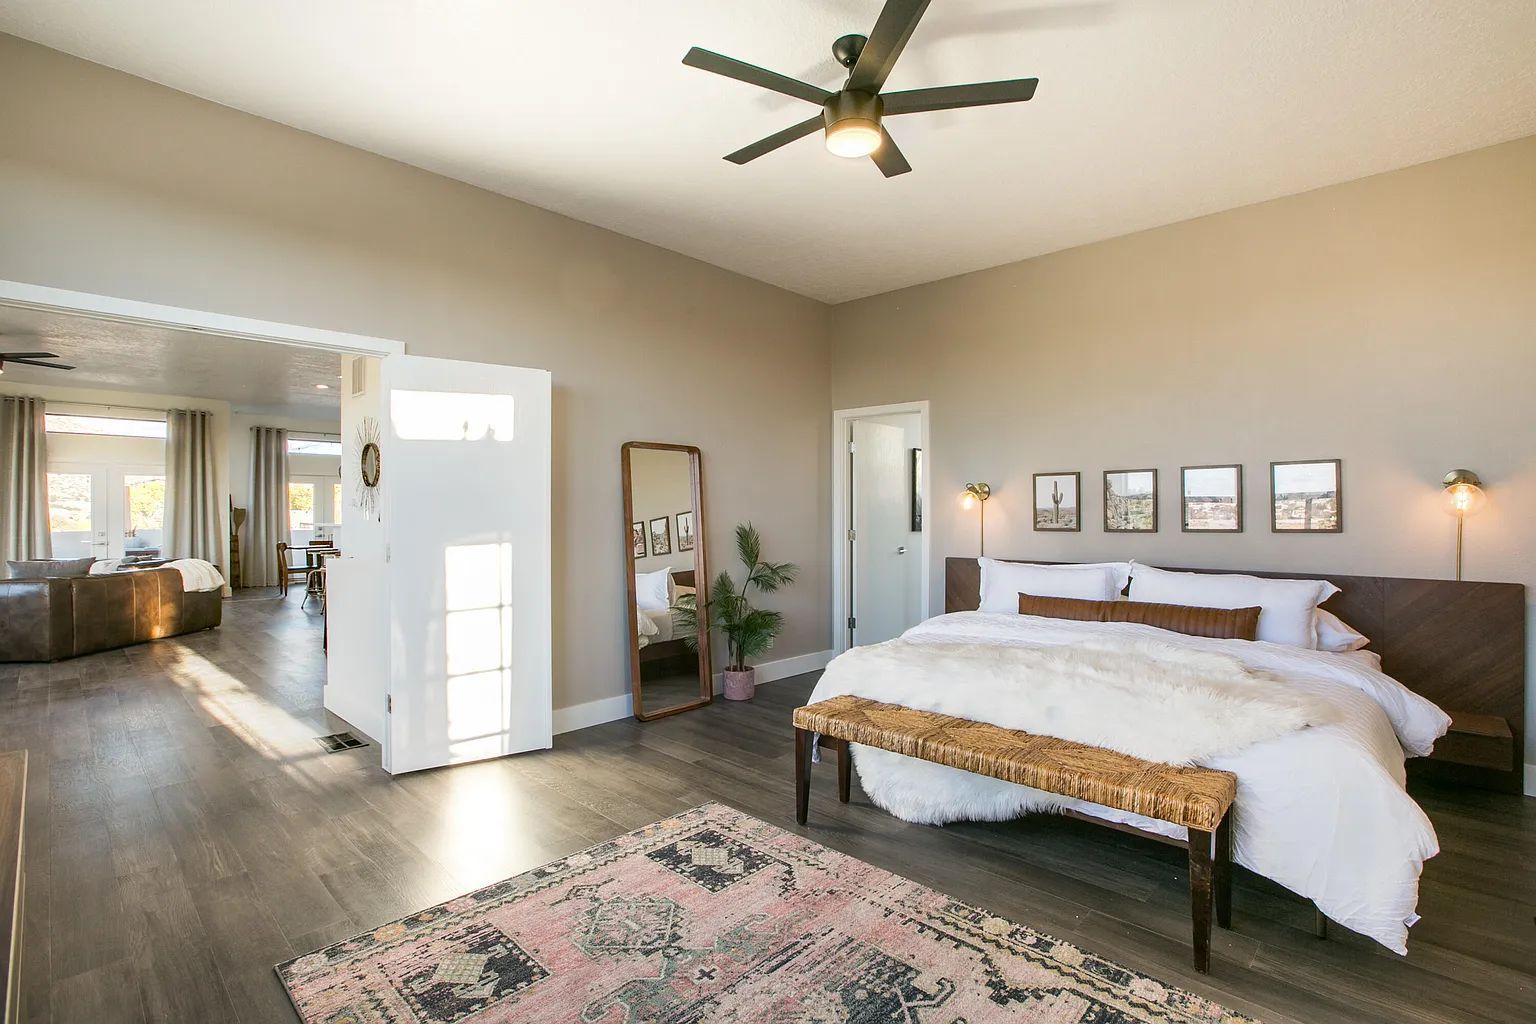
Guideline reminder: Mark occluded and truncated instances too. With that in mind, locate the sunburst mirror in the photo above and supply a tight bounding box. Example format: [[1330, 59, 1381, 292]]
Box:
[[354, 415, 382, 519]]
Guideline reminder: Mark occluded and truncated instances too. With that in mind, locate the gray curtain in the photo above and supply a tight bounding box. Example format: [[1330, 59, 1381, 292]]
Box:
[[164, 409, 225, 582], [0, 396, 52, 561], [243, 426, 290, 587]]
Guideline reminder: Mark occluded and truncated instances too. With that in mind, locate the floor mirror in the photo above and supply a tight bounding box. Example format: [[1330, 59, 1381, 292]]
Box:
[[622, 442, 711, 721]]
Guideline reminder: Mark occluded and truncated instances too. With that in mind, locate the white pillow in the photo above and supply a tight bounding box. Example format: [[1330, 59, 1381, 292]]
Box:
[[978, 557, 1126, 611], [1128, 564, 1340, 649], [635, 567, 672, 612], [1316, 609, 1369, 652]]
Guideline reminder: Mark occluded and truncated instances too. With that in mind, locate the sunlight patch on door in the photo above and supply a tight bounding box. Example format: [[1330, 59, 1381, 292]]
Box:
[[444, 542, 515, 756], [391, 390, 515, 442]]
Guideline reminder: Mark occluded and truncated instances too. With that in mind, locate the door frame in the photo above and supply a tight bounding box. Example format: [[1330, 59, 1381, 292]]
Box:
[[830, 401, 931, 655], [0, 278, 408, 756]]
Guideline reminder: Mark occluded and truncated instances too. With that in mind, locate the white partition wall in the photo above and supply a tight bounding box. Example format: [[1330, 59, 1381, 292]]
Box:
[[325, 356, 389, 743]]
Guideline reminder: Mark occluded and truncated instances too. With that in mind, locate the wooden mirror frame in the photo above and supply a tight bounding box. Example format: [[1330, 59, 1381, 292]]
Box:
[[622, 442, 712, 721]]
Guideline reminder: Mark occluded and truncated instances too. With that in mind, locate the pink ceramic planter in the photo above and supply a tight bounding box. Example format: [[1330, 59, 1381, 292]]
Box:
[[722, 668, 756, 701]]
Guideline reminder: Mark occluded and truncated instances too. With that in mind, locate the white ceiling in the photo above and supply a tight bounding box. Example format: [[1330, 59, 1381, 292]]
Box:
[[0, 306, 342, 418], [3, 1, 1534, 303]]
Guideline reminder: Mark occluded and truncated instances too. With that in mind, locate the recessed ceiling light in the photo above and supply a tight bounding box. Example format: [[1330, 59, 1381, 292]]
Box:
[[315, 383, 331, 390]]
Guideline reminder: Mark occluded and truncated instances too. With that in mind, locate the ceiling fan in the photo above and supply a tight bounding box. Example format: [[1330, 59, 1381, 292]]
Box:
[[682, 0, 1039, 177], [0, 349, 75, 375]]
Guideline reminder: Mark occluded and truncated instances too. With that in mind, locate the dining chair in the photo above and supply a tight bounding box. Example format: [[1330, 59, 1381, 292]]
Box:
[[275, 542, 310, 597]]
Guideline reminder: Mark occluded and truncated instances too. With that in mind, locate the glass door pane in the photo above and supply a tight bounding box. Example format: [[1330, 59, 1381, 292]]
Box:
[[123, 474, 166, 561], [47, 470, 98, 558], [288, 481, 317, 557]]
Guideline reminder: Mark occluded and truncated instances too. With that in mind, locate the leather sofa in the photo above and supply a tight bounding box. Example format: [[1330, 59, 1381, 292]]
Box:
[[0, 567, 222, 662]]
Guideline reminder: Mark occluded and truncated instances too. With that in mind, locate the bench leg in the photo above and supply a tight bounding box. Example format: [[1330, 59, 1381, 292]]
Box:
[[835, 737, 851, 803], [1214, 812, 1232, 930], [1314, 904, 1329, 940], [794, 727, 812, 825], [1188, 826, 1215, 974]]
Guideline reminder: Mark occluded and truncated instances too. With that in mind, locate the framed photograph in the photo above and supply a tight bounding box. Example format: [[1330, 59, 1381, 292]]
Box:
[[675, 510, 695, 552], [1033, 472, 1081, 531], [1271, 459, 1342, 533], [1181, 465, 1243, 532], [910, 448, 924, 532], [1104, 469, 1158, 532], [648, 516, 672, 556], [630, 521, 646, 558]]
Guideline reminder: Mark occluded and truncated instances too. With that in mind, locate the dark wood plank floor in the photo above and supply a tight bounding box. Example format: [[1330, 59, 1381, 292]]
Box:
[[2, 593, 1532, 1023]]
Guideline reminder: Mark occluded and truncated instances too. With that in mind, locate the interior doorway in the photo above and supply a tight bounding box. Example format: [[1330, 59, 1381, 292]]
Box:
[[831, 402, 930, 653], [0, 279, 553, 778]]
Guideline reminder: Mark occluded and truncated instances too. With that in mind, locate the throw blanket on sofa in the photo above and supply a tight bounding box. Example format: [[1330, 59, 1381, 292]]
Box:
[[816, 636, 1336, 765], [165, 558, 225, 593]]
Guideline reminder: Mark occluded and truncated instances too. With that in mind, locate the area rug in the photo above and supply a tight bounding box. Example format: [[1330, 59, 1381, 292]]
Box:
[[276, 802, 1255, 1023]]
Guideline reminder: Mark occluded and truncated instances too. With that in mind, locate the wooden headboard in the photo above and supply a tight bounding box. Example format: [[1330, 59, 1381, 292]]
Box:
[[945, 557, 1527, 790]]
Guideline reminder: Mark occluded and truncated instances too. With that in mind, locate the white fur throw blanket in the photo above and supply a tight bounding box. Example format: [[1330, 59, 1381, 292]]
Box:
[[813, 636, 1337, 766]]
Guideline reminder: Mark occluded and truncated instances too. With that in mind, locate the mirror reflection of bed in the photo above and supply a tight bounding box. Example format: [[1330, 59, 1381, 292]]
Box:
[[623, 442, 711, 720]]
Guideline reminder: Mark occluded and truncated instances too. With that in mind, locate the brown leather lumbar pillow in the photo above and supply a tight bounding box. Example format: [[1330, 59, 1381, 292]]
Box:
[[1017, 592, 1261, 641]]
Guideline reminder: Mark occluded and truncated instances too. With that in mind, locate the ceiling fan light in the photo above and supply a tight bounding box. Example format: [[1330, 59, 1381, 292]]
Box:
[[825, 120, 882, 158]]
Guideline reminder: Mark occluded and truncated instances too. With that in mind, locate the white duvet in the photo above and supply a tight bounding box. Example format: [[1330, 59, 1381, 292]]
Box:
[[636, 606, 676, 649], [807, 611, 1451, 954]]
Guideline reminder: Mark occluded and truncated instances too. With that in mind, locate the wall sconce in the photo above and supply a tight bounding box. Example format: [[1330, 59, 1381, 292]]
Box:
[[1441, 469, 1485, 581], [960, 482, 992, 554]]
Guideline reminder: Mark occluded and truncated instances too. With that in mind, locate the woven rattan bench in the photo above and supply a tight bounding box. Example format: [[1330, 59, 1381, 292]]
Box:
[[792, 694, 1238, 973]]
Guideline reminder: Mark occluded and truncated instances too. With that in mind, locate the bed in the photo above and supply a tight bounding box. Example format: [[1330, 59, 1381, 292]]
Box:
[[806, 556, 1526, 955], [637, 569, 696, 663]]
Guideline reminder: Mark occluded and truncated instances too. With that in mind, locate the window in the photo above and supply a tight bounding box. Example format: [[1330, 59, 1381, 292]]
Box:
[[47, 471, 94, 558], [288, 482, 316, 533], [123, 474, 166, 557], [45, 414, 167, 438], [287, 437, 343, 457]]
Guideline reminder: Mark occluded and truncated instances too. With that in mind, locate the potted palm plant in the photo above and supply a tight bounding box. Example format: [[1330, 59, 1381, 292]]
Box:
[[675, 522, 798, 701]]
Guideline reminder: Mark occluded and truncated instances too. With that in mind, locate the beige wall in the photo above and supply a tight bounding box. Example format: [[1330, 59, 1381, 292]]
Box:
[[830, 135, 1536, 766], [0, 34, 834, 711]]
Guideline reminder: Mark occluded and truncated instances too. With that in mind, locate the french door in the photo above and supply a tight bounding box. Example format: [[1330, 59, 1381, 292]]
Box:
[[46, 463, 167, 560]]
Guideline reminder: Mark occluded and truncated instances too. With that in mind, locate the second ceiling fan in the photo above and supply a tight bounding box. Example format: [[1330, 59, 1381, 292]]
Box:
[[683, 0, 1039, 177]]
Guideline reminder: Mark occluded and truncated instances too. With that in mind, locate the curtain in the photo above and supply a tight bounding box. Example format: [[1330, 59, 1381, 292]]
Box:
[[243, 426, 290, 587], [164, 409, 225, 583], [0, 396, 52, 561]]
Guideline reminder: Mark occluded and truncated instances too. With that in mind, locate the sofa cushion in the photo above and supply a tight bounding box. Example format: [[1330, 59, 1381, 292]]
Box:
[[5, 557, 96, 580]]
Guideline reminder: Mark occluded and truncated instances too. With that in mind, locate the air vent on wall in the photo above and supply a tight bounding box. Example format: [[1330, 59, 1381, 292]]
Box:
[[350, 358, 367, 397]]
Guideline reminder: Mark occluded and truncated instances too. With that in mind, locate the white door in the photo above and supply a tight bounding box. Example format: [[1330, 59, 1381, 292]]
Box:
[[381, 354, 552, 774], [850, 420, 917, 647]]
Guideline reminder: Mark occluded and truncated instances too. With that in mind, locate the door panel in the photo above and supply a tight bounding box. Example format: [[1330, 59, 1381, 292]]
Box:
[[382, 354, 552, 774], [851, 420, 917, 646]]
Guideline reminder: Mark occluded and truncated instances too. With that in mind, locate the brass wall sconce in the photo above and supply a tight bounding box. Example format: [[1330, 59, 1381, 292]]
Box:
[[960, 482, 992, 554], [1441, 469, 1485, 581]]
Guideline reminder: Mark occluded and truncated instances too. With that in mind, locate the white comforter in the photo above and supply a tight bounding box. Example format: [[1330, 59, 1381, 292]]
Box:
[[807, 611, 1451, 954], [636, 607, 676, 649]]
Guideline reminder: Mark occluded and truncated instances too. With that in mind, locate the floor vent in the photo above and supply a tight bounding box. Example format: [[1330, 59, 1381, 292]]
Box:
[[316, 731, 368, 753]]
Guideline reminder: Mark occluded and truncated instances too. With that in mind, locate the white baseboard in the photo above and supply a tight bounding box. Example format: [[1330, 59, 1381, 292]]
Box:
[[551, 648, 835, 735], [553, 692, 632, 735], [712, 648, 835, 694], [1525, 762, 1535, 798]]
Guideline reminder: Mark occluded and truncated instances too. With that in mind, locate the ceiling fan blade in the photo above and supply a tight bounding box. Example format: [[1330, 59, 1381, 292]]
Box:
[[6, 359, 74, 370], [871, 128, 912, 178], [683, 47, 832, 106], [724, 115, 824, 165], [847, 0, 933, 94], [883, 78, 1039, 115], [0, 351, 61, 360]]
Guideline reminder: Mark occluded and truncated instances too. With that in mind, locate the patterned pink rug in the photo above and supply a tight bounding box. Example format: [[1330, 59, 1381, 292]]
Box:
[[277, 802, 1255, 1023]]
